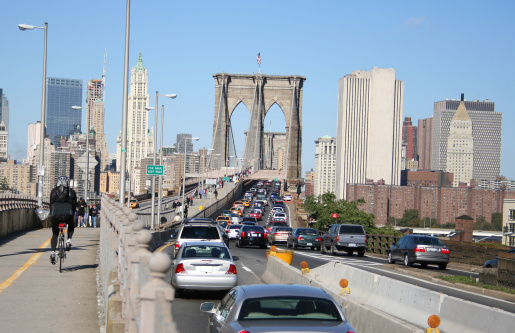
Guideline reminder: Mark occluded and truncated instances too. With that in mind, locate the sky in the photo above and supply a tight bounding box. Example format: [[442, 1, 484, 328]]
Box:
[[1, 0, 514, 178]]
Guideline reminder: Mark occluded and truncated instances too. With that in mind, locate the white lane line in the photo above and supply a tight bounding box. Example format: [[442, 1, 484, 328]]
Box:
[[239, 262, 263, 282]]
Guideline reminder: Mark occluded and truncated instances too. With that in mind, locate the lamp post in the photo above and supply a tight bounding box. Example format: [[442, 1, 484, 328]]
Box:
[[146, 92, 177, 229], [19, 22, 47, 208], [72, 105, 90, 201], [181, 136, 199, 219]]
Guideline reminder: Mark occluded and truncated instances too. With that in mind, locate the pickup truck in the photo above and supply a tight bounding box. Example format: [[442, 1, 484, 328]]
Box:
[[320, 223, 367, 257]]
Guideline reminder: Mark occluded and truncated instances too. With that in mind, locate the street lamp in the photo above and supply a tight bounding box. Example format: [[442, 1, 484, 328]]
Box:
[[146, 92, 177, 229], [181, 136, 199, 219], [72, 105, 90, 201], [19, 22, 47, 208]]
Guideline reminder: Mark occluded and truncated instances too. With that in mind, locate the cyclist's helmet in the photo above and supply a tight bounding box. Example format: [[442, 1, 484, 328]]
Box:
[[57, 176, 69, 187]]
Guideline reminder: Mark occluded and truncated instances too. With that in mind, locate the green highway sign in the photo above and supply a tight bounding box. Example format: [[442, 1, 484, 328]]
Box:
[[147, 165, 164, 175], [223, 177, 230, 181]]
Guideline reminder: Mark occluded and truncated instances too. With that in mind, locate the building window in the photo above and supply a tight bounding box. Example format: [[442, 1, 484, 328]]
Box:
[[510, 209, 515, 221]]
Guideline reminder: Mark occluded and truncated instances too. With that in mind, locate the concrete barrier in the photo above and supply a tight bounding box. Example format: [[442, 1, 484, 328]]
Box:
[[262, 256, 515, 333]]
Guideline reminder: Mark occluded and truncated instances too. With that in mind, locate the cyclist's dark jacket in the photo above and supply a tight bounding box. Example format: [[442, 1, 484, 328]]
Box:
[[50, 186, 78, 216]]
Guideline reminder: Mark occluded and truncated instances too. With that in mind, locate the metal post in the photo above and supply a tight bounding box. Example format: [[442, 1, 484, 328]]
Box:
[[181, 139, 187, 219], [119, 0, 130, 203], [85, 106, 89, 202], [157, 104, 164, 228], [150, 91, 158, 229]]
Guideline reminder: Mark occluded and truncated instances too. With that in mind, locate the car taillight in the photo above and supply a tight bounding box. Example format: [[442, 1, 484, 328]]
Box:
[[315, 237, 322, 241], [336, 235, 339, 242], [175, 263, 186, 274], [441, 248, 450, 254], [297, 236, 305, 241], [226, 264, 237, 275], [175, 241, 180, 251], [241, 231, 245, 238], [238, 330, 252, 333], [263, 233, 267, 239], [414, 245, 426, 252], [365, 236, 367, 244]]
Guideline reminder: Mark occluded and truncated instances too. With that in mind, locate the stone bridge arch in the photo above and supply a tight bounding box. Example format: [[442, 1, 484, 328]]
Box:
[[211, 73, 305, 184]]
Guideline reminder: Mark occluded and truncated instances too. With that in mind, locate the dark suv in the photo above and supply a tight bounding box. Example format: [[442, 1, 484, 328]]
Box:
[[236, 225, 267, 248], [387, 235, 450, 270], [174, 219, 228, 254]]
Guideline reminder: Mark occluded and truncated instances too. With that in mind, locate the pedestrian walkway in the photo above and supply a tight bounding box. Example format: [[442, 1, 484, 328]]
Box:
[[0, 227, 100, 333]]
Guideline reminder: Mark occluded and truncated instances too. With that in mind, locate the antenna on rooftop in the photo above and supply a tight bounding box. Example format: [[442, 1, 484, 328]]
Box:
[[102, 47, 107, 103]]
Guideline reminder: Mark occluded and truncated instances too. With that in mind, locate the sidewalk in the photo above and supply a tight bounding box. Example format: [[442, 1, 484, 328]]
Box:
[[0, 227, 100, 333]]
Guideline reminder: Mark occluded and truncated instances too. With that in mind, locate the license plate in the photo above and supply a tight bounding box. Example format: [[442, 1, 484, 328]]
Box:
[[348, 243, 357, 247], [307, 243, 312, 246], [427, 248, 438, 252], [200, 266, 213, 273], [251, 233, 261, 237]]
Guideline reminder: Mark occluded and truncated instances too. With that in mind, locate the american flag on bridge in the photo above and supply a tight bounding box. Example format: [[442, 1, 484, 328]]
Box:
[[257, 52, 261, 65]]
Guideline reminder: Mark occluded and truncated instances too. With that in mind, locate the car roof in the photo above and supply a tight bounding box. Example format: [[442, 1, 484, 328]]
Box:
[[181, 241, 228, 247], [238, 284, 330, 299]]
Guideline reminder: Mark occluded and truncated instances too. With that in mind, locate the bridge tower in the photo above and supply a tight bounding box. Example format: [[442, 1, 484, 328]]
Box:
[[211, 73, 305, 185]]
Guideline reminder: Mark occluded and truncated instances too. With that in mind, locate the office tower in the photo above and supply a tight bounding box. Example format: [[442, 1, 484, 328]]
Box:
[[417, 118, 433, 170], [87, 79, 109, 171], [432, 95, 501, 181], [335, 68, 404, 200], [176, 134, 193, 154], [446, 101, 474, 186], [0, 121, 7, 161], [46, 78, 83, 147], [0, 88, 9, 132], [304, 169, 314, 197], [26, 122, 43, 164], [314, 135, 336, 196], [263, 132, 286, 170], [116, 53, 154, 176], [402, 117, 417, 161]]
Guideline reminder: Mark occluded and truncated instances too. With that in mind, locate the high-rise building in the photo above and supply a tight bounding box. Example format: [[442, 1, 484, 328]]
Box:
[[446, 101, 474, 186], [26, 122, 42, 164], [402, 117, 417, 162], [0, 88, 9, 132], [314, 135, 336, 196], [417, 117, 433, 170], [46, 78, 83, 147], [432, 96, 501, 180], [263, 132, 286, 170], [335, 68, 404, 200], [176, 134, 193, 154], [304, 169, 314, 197], [0, 121, 7, 161], [116, 53, 154, 181], [87, 79, 109, 171]]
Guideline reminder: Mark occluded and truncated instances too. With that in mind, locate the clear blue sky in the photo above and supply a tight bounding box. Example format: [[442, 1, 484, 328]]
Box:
[[2, 0, 514, 178]]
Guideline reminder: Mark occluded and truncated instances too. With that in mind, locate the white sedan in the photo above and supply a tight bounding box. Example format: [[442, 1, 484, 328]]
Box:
[[226, 224, 243, 239]]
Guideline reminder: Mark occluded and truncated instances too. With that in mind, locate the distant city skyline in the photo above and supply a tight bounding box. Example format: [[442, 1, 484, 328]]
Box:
[[2, 1, 514, 178]]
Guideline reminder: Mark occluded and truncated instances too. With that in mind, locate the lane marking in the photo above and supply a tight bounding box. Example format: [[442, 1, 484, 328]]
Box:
[[0, 237, 51, 295], [239, 262, 263, 282]]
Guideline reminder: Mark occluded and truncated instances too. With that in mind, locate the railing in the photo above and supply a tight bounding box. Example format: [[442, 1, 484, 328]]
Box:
[[0, 193, 48, 211], [366, 234, 401, 254]]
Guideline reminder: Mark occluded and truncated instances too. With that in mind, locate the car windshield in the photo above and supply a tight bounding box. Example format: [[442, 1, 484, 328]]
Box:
[[228, 225, 242, 230], [298, 229, 318, 235], [182, 245, 230, 259], [239, 297, 342, 321], [339, 225, 364, 234], [244, 226, 264, 232], [180, 226, 220, 239], [413, 237, 445, 246], [275, 227, 292, 232]]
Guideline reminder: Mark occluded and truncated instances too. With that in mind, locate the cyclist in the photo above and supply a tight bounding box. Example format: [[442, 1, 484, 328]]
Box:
[[49, 176, 78, 265]]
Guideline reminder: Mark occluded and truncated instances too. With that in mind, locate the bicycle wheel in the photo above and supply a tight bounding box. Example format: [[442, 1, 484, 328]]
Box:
[[59, 234, 65, 273]]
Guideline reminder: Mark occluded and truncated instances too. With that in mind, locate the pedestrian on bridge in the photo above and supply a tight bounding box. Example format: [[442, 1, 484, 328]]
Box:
[[214, 189, 218, 200]]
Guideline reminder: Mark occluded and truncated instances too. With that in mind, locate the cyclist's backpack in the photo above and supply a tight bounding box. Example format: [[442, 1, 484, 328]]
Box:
[[51, 186, 73, 216]]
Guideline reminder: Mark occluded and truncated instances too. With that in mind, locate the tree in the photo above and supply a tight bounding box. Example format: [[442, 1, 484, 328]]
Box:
[[0, 177, 8, 191], [474, 216, 490, 231], [302, 193, 376, 233], [491, 212, 502, 231]]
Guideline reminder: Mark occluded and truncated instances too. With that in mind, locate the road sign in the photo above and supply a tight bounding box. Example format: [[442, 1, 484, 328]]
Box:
[[147, 165, 164, 175], [332, 213, 338, 218], [223, 176, 230, 181]]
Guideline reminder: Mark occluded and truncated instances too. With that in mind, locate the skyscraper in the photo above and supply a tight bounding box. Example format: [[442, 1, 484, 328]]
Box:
[[116, 53, 154, 189], [87, 79, 109, 171], [417, 117, 433, 170], [402, 117, 417, 161], [0, 120, 7, 161], [314, 135, 336, 196], [176, 134, 193, 154], [46, 77, 83, 147], [446, 101, 474, 187], [0, 88, 9, 132], [432, 96, 502, 181], [335, 68, 404, 200]]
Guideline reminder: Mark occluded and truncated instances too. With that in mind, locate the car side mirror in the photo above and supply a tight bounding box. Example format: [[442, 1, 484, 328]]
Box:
[[232, 256, 239, 261], [200, 302, 216, 313]]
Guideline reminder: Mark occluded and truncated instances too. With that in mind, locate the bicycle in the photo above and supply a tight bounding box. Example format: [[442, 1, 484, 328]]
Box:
[[57, 223, 67, 272]]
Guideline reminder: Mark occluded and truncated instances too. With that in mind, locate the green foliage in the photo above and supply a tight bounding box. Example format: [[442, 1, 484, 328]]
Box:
[[396, 209, 421, 227], [0, 177, 8, 190], [302, 193, 376, 233], [491, 212, 502, 231], [474, 216, 494, 231], [369, 225, 403, 236]]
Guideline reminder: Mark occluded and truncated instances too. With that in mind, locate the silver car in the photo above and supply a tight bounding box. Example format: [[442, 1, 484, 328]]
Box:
[[387, 234, 450, 270], [226, 224, 242, 239], [171, 241, 237, 297], [200, 284, 355, 333]]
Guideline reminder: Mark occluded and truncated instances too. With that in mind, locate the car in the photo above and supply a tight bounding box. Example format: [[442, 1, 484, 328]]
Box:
[[226, 224, 243, 239], [256, 194, 268, 205], [271, 212, 288, 221], [231, 207, 243, 217], [483, 249, 515, 268], [249, 209, 262, 221], [216, 215, 231, 223], [266, 221, 288, 233], [171, 241, 237, 297], [129, 198, 139, 209], [242, 221, 257, 226], [241, 216, 258, 224], [174, 219, 229, 254], [284, 194, 293, 202], [241, 199, 250, 207], [236, 225, 267, 248], [270, 192, 278, 200], [271, 206, 284, 214], [268, 226, 293, 245], [200, 284, 355, 333], [222, 210, 233, 217], [233, 200, 244, 207], [287, 228, 322, 250], [230, 213, 242, 224], [387, 235, 450, 270]]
